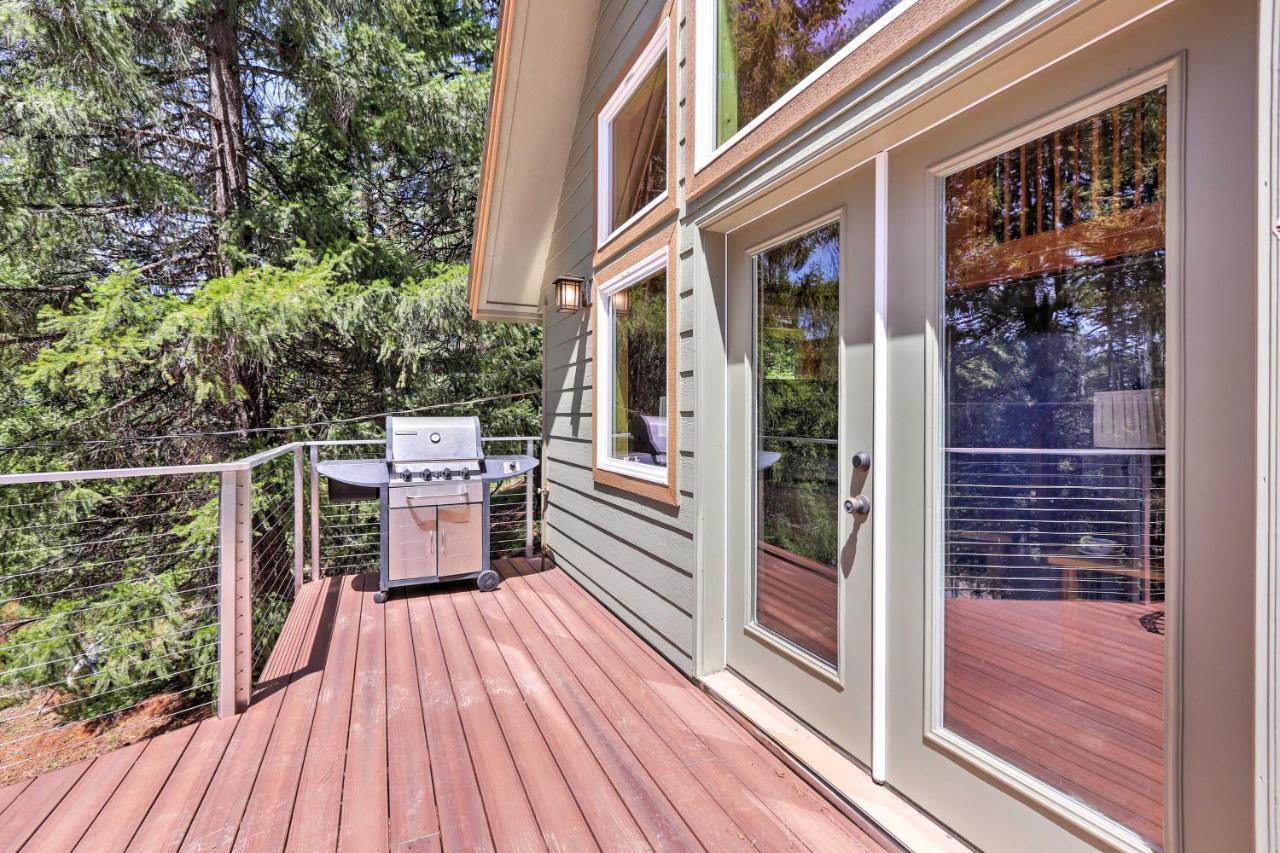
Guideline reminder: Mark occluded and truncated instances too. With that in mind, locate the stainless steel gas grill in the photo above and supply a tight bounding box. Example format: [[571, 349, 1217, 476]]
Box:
[[316, 416, 539, 601]]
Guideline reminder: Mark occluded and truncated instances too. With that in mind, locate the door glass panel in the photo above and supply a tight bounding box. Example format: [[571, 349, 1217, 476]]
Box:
[[754, 221, 840, 666], [942, 89, 1166, 847]]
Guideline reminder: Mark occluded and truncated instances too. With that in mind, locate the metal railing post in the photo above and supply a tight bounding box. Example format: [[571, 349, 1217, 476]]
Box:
[[309, 444, 321, 581], [217, 468, 252, 717], [525, 438, 535, 558], [293, 446, 305, 593]]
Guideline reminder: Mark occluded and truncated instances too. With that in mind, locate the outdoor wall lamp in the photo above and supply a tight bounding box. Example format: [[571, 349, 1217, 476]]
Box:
[[553, 276, 591, 313]]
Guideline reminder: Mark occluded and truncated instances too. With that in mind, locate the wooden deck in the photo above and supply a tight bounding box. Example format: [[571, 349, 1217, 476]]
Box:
[[0, 558, 885, 852], [945, 598, 1163, 844]]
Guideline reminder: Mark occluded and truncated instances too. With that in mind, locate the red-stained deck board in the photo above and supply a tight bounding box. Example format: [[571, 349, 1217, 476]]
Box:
[[338, 578, 389, 852], [285, 572, 366, 852], [0, 562, 885, 852], [451, 591, 598, 853], [384, 595, 439, 851], [428, 592, 544, 850], [73, 724, 198, 853], [490, 583, 705, 850], [23, 738, 145, 852], [534, 564, 884, 852], [503, 577, 757, 850], [128, 716, 240, 852], [230, 573, 341, 852], [179, 573, 329, 852], [404, 589, 493, 852], [468, 588, 650, 851], [0, 759, 90, 853]]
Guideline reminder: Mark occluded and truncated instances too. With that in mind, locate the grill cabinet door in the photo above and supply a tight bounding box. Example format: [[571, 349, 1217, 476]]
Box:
[[388, 503, 437, 581], [437, 503, 482, 577]]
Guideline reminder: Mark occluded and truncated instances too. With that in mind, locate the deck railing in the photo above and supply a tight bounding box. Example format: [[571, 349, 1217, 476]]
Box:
[[0, 435, 542, 782]]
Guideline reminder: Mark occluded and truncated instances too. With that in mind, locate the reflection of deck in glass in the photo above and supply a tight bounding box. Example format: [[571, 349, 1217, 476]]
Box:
[[945, 597, 1164, 843]]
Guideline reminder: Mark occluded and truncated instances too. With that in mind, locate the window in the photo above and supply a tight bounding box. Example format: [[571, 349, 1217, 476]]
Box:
[[594, 240, 676, 500], [695, 0, 920, 170], [597, 17, 673, 249], [940, 87, 1168, 846]]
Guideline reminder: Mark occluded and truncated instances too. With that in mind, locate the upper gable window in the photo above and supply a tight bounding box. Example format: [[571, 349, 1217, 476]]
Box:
[[597, 17, 671, 248], [706, 0, 913, 152]]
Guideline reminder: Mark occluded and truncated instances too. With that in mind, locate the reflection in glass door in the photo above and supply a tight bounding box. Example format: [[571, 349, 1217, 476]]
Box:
[[941, 88, 1167, 847], [754, 221, 841, 667]]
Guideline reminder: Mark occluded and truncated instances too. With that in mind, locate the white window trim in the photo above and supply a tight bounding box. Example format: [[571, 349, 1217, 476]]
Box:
[[595, 246, 671, 485], [693, 0, 921, 172], [597, 17, 671, 249]]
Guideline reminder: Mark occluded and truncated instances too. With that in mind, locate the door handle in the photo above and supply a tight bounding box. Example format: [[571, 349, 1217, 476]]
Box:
[[844, 495, 871, 517]]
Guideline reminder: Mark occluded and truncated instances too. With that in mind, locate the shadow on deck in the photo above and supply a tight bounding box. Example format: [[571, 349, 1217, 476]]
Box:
[[0, 558, 885, 852]]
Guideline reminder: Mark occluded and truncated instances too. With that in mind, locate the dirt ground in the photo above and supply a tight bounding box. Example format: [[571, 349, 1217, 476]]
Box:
[[0, 690, 209, 786]]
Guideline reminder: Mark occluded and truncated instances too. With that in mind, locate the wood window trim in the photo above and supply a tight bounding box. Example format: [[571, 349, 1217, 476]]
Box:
[[592, 224, 679, 505], [683, 0, 975, 202], [594, 3, 678, 268]]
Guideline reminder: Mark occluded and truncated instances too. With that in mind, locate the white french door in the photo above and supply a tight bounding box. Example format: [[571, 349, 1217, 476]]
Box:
[[723, 164, 876, 763], [711, 0, 1256, 848], [879, 6, 1255, 847]]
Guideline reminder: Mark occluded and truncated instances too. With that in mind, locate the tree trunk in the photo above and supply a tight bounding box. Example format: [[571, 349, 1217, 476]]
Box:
[[206, 0, 249, 275]]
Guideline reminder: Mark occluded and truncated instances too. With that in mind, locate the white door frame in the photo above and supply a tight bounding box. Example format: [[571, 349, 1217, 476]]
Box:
[[1254, 0, 1279, 848]]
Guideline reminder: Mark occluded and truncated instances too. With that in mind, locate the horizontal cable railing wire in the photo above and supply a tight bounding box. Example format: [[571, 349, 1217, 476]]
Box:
[[484, 437, 543, 558], [248, 455, 301, 684], [309, 437, 543, 577], [0, 474, 220, 784], [314, 442, 383, 577], [0, 429, 543, 783]]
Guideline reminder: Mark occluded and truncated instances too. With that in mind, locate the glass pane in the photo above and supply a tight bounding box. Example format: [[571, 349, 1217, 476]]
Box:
[[943, 89, 1167, 848], [611, 58, 667, 228], [716, 0, 904, 146], [610, 271, 668, 468], [755, 222, 840, 666]]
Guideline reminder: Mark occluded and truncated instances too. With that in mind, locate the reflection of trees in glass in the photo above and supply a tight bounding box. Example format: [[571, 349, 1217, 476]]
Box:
[[946, 253, 1166, 450], [717, 0, 901, 144], [757, 223, 839, 567], [611, 61, 667, 225], [611, 272, 667, 462]]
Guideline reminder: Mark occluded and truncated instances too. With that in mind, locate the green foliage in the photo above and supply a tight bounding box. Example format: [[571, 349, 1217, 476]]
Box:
[[0, 476, 221, 720], [0, 1, 538, 741]]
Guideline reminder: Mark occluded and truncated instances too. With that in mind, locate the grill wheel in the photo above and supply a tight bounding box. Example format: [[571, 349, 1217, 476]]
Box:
[[477, 569, 501, 592]]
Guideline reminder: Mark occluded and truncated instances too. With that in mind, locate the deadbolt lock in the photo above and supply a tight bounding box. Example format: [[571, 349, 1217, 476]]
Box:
[[851, 451, 872, 471]]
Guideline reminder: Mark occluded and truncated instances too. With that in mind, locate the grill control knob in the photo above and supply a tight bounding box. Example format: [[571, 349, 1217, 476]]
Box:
[[462, 469, 471, 480], [400, 470, 412, 482], [422, 469, 433, 481]]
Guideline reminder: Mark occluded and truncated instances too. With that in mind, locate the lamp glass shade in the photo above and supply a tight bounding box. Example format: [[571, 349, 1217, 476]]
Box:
[[554, 277, 584, 313]]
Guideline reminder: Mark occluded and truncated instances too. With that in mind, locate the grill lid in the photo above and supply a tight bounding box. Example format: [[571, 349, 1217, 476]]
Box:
[[386, 416, 483, 480]]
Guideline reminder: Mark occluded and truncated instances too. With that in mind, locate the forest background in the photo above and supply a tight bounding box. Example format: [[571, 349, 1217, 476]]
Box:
[[0, 0, 537, 779]]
